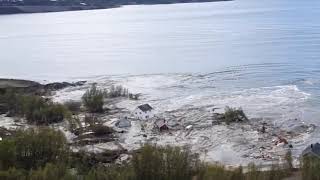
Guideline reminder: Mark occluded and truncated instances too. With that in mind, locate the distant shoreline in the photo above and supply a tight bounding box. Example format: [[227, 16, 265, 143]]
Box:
[[0, 0, 231, 15], [0, 5, 119, 14]]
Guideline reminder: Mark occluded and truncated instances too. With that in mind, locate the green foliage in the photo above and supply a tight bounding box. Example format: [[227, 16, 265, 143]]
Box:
[[0, 140, 16, 171], [64, 101, 81, 114], [284, 150, 293, 170], [200, 164, 245, 180], [246, 163, 260, 180], [67, 116, 82, 132], [197, 162, 288, 180], [302, 156, 320, 180], [128, 93, 140, 100], [0, 128, 69, 170], [29, 163, 76, 180], [103, 85, 140, 100], [84, 114, 100, 126], [82, 84, 104, 113], [244, 163, 289, 180], [0, 134, 293, 180], [83, 164, 134, 180], [104, 85, 129, 98], [223, 106, 248, 124], [22, 97, 70, 125], [132, 144, 199, 180], [0, 90, 70, 125], [0, 89, 22, 115], [15, 128, 69, 169], [0, 167, 27, 180], [90, 124, 115, 136]]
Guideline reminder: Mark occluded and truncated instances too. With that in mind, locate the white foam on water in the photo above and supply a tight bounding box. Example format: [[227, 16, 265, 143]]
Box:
[[49, 74, 316, 165]]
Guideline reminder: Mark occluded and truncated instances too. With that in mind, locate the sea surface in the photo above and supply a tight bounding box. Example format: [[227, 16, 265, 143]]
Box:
[[1, 0, 320, 162]]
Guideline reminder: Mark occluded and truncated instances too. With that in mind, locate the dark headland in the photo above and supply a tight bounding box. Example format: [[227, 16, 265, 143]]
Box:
[[0, 0, 231, 14]]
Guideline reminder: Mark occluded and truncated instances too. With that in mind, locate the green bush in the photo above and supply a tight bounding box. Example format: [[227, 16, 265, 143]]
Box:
[[302, 156, 320, 180], [84, 164, 133, 180], [223, 106, 248, 124], [0, 140, 16, 171], [0, 140, 293, 180], [0, 90, 70, 125], [132, 144, 200, 180], [64, 100, 81, 114], [90, 124, 114, 136], [104, 85, 129, 98], [82, 84, 104, 113], [0, 167, 26, 180], [84, 114, 101, 126], [32, 101, 69, 125], [0, 89, 22, 115], [29, 163, 76, 180], [67, 116, 82, 132], [200, 164, 244, 180], [0, 128, 69, 170]]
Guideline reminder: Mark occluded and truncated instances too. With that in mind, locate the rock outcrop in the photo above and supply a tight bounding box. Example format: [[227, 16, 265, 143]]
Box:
[[0, 78, 86, 94]]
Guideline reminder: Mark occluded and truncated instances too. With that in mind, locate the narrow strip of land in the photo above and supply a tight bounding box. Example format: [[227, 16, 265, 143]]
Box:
[[0, 0, 231, 14]]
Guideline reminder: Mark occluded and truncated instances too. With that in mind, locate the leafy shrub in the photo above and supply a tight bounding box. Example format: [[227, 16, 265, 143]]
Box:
[[23, 100, 69, 125], [90, 124, 114, 136], [0, 141, 292, 180], [0, 89, 22, 115], [67, 116, 82, 132], [132, 144, 200, 180], [29, 163, 75, 180], [129, 93, 140, 100], [0, 90, 70, 125], [64, 100, 81, 114], [0, 140, 16, 171], [285, 150, 293, 170], [82, 84, 104, 113], [223, 106, 248, 124], [0, 128, 69, 170], [104, 85, 129, 98], [14, 128, 69, 170], [302, 156, 320, 180], [200, 164, 244, 180], [84, 114, 101, 126], [0, 167, 26, 180], [84, 164, 133, 180]]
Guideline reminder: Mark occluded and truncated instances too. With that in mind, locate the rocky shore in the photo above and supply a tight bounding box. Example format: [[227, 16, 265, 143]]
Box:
[[0, 78, 86, 94], [0, 5, 118, 14]]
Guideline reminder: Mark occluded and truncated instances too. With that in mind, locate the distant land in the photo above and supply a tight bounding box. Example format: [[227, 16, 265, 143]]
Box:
[[0, 0, 231, 14]]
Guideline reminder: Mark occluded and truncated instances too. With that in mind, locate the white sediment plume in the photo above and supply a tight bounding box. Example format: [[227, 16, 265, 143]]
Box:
[[49, 74, 315, 165]]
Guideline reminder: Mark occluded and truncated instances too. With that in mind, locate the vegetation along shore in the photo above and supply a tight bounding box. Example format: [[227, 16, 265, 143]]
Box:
[[0, 0, 231, 14]]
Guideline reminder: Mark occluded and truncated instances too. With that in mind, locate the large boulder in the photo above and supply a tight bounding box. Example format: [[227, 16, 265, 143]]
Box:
[[44, 81, 87, 91], [0, 79, 87, 95], [44, 82, 73, 91]]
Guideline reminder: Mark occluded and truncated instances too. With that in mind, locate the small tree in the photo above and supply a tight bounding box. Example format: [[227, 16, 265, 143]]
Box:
[[285, 150, 293, 171], [302, 156, 320, 180], [11, 127, 69, 169], [224, 106, 248, 124], [82, 84, 104, 113], [64, 100, 81, 114], [105, 85, 130, 98], [90, 124, 114, 136], [132, 144, 199, 180]]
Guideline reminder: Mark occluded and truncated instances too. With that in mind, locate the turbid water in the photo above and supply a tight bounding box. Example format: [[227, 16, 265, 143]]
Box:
[[1, 0, 320, 164]]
